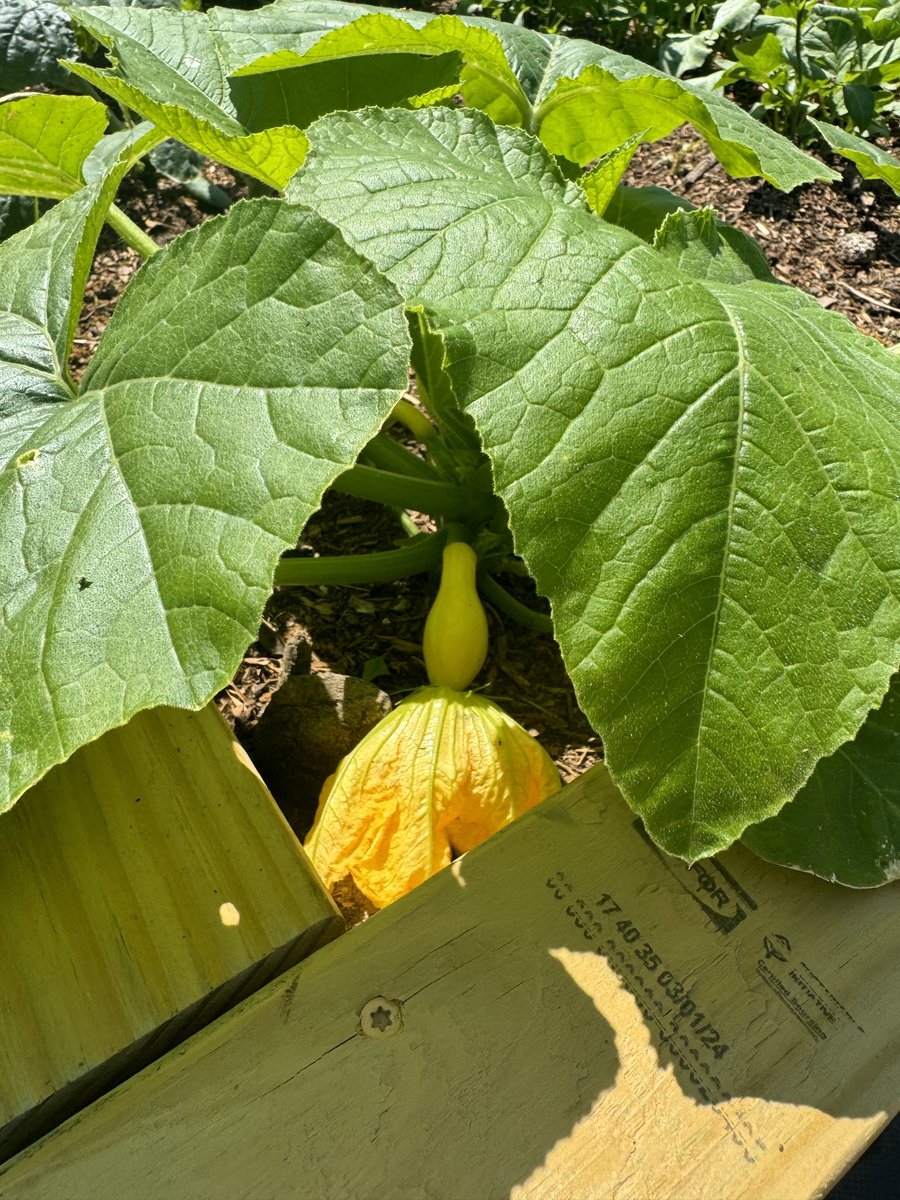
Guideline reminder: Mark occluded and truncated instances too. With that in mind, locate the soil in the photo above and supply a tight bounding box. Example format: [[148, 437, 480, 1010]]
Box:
[[71, 122, 900, 860], [626, 132, 900, 345]]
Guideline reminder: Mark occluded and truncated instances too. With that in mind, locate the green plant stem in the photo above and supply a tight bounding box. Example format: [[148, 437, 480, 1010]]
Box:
[[276, 531, 445, 587], [332, 464, 486, 519], [479, 571, 553, 634], [106, 204, 158, 259], [360, 433, 440, 480], [499, 556, 532, 577], [393, 509, 422, 537], [790, 2, 810, 142], [390, 398, 435, 442]]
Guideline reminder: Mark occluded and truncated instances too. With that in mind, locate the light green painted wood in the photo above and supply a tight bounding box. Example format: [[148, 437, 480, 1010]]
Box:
[[2, 761, 897, 1198], [0, 705, 341, 1160]]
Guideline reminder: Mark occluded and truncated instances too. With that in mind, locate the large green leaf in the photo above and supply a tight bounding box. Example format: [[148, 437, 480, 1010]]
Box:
[[65, 7, 308, 189], [0, 93, 108, 199], [287, 105, 900, 862], [810, 118, 900, 195], [0, 180, 115, 463], [0, 126, 148, 463], [66, 1, 830, 189], [743, 675, 900, 887], [219, 0, 834, 189], [65, 4, 463, 189], [0, 196, 410, 811]]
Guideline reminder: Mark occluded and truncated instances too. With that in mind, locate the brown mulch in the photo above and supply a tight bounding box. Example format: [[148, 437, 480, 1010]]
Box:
[[68, 123, 899, 846], [626, 130, 900, 345]]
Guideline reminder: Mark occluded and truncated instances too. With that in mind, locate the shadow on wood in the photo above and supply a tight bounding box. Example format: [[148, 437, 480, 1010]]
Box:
[[2, 763, 897, 1198]]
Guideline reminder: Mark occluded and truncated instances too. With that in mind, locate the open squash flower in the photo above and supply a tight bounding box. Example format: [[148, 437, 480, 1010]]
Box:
[[304, 543, 560, 908]]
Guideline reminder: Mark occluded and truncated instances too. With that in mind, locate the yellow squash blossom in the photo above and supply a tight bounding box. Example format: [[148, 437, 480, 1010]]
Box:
[[304, 685, 560, 909]]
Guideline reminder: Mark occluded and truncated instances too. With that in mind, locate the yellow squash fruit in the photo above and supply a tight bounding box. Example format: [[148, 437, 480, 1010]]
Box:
[[304, 686, 560, 909], [422, 542, 488, 691]]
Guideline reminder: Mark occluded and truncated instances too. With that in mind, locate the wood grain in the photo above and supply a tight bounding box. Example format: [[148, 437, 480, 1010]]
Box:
[[2, 761, 896, 1198], [0, 705, 341, 1161]]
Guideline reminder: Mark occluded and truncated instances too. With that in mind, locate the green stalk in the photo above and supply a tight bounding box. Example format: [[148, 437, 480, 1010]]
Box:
[[790, 2, 810, 143], [331, 464, 487, 519], [360, 433, 440, 481], [390, 398, 435, 443], [393, 509, 422, 538], [106, 204, 158, 260], [479, 571, 554, 634], [275, 531, 444, 587]]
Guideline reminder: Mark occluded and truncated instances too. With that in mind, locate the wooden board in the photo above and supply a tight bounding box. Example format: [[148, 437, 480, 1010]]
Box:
[[0, 705, 341, 1162], [2, 761, 897, 1199]]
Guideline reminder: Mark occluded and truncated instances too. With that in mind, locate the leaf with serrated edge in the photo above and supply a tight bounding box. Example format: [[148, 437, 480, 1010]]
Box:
[[1, 184, 104, 460], [229, 10, 527, 128], [810, 118, 900, 195], [1, 139, 153, 794], [579, 132, 646, 219], [66, 5, 308, 188], [218, 0, 832, 189], [65, 5, 464, 188], [743, 674, 900, 887], [65, 64, 308, 191], [0, 93, 108, 198], [0, 130, 145, 460], [0, 198, 410, 810], [653, 208, 775, 285], [288, 105, 900, 860], [68, 0, 828, 189]]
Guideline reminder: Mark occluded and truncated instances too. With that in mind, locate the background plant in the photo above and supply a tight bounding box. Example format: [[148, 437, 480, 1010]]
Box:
[[427, 1, 719, 65], [665, 1, 900, 145], [0, 0, 223, 243], [1, 0, 899, 890]]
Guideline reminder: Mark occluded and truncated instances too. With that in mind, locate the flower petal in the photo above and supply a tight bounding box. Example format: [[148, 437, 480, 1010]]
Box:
[[304, 686, 560, 907]]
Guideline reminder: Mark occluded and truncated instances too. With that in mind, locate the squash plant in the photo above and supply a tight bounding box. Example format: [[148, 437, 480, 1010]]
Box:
[[1, 0, 899, 890]]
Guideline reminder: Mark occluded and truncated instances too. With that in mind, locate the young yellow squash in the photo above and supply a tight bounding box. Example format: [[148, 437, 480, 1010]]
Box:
[[422, 542, 488, 691]]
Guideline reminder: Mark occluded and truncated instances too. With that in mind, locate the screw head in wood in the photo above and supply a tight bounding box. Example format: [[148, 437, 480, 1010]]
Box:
[[360, 995, 402, 1038]]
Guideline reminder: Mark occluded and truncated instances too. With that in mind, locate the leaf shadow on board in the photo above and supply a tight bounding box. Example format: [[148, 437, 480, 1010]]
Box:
[[5, 750, 894, 1198], [239, 741, 895, 1200], [530, 770, 898, 1136], [0, 754, 620, 1200], [263, 842, 624, 1200]]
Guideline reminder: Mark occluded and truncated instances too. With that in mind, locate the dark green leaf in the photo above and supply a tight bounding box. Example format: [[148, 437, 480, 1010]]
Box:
[[0, 0, 78, 91], [602, 183, 693, 241], [743, 675, 900, 887], [842, 84, 876, 131], [0, 193, 42, 242]]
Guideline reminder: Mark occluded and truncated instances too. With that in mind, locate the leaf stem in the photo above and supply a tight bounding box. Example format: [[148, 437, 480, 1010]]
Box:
[[332, 464, 486, 519], [106, 204, 158, 259], [479, 571, 553, 634], [275, 531, 444, 587], [360, 432, 440, 480], [390, 398, 435, 442]]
